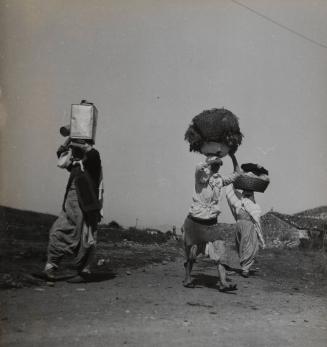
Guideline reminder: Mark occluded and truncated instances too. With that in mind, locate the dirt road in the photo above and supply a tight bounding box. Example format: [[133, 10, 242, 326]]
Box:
[[1, 249, 327, 347]]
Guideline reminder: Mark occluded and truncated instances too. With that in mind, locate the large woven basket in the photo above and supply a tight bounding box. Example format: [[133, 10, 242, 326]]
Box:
[[193, 109, 240, 141], [234, 174, 270, 193]]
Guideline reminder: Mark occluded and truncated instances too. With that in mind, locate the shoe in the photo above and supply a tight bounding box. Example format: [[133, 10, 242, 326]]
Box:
[[182, 280, 195, 288], [241, 270, 249, 278], [218, 283, 237, 292], [33, 268, 56, 281]]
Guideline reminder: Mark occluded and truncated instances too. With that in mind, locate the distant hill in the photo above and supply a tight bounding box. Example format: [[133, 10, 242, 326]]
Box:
[[294, 206, 327, 220], [1, 204, 326, 238], [0, 206, 57, 229], [261, 212, 299, 242], [262, 211, 326, 233]]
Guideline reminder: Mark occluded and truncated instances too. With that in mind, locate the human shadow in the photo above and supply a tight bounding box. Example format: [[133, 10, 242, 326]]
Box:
[[82, 271, 117, 283], [32, 270, 117, 283], [224, 265, 258, 278], [191, 273, 237, 294], [31, 271, 76, 282]]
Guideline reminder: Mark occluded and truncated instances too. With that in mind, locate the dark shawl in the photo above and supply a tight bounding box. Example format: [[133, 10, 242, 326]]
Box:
[[60, 148, 102, 225]]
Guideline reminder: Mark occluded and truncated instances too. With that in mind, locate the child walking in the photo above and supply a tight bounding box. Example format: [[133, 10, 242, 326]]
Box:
[[226, 185, 265, 277]]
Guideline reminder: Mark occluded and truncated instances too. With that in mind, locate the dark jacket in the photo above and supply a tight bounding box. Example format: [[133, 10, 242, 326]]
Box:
[[58, 146, 102, 225]]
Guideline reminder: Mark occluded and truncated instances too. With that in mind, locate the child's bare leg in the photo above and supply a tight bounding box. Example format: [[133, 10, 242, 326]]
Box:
[[183, 244, 191, 285], [183, 259, 195, 286], [183, 245, 197, 287], [218, 263, 228, 287], [217, 262, 237, 292]]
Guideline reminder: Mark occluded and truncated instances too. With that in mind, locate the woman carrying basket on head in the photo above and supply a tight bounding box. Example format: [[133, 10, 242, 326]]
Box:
[[226, 164, 269, 277], [183, 108, 244, 291]]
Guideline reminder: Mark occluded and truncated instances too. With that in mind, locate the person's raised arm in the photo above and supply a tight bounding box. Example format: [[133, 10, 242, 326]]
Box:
[[221, 153, 241, 186], [229, 152, 241, 174], [204, 156, 221, 166], [225, 184, 242, 221], [56, 137, 71, 158], [194, 160, 210, 183]]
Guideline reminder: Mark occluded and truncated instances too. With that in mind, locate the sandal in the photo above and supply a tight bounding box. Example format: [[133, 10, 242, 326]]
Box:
[[183, 280, 195, 288], [32, 270, 56, 282], [218, 283, 237, 292]]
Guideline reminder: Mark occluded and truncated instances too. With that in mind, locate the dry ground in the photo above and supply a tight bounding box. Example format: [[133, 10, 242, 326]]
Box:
[[1, 240, 327, 347]]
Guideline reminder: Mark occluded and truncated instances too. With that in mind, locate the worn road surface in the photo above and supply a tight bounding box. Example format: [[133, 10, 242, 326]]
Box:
[[1, 251, 327, 347]]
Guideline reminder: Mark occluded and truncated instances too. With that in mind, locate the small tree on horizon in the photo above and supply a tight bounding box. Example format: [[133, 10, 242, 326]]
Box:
[[107, 220, 122, 229]]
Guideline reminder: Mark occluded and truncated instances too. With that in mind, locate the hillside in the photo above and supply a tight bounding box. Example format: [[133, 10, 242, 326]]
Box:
[[270, 211, 326, 232], [261, 212, 299, 243], [294, 206, 327, 220], [0, 206, 57, 229], [1, 205, 326, 244], [261, 210, 327, 249]]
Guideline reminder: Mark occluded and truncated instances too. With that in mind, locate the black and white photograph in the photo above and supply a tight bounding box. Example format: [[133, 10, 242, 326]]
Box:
[[0, 1, 327, 346]]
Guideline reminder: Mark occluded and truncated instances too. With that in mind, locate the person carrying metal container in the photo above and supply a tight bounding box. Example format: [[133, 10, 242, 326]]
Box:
[[42, 100, 103, 282]]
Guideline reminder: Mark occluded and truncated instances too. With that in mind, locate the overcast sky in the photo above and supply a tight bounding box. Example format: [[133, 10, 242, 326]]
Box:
[[1, 0, 327, 228]]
